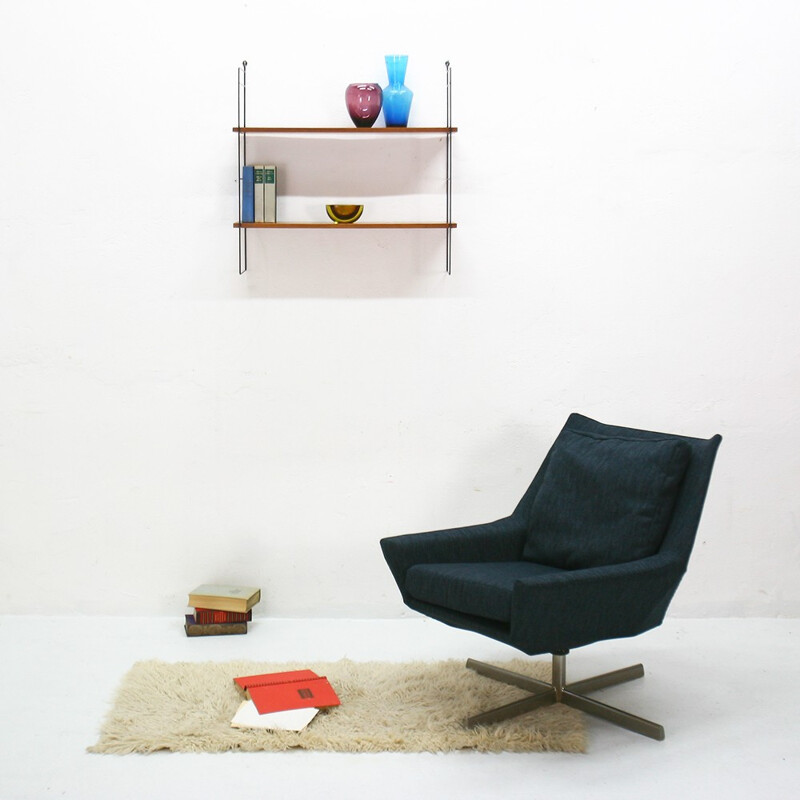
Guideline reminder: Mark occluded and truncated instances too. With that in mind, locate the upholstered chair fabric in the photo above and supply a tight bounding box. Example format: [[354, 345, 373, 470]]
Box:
[[380, 413, 721, 657], [522, 429, 691, 569]]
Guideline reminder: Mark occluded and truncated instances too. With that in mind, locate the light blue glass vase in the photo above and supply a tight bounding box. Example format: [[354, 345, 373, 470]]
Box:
[[382, 55, 413, 127]]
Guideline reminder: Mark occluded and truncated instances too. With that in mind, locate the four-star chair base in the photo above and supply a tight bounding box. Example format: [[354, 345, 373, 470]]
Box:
[[466, 654, 665, 741]]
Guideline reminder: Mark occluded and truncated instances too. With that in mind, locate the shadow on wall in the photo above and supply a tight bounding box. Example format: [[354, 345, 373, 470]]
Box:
[[236, 229, 453, 299], [233, 135, 456, 298], [418, 420, 559, 527]]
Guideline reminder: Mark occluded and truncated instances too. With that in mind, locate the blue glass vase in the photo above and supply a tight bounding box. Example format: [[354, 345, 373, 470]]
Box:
[[382, 55, 413, 127]]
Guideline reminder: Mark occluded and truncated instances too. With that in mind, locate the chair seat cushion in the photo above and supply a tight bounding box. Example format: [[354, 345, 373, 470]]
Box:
[[405, 561, 565, 623], [523, 429, 690, 569]]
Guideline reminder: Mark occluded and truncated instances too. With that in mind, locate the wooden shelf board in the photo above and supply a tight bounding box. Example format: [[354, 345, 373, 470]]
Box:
[[233, 127, 457, 134], [234, 222, 457, 229]]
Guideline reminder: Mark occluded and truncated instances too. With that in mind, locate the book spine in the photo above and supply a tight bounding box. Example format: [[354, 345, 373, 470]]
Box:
[[241, 166, 255, 223], [193, 608, 252, 624], [254, 165, 265, 222], [184, 615, 247, 637], [263, 165, 277, 223]]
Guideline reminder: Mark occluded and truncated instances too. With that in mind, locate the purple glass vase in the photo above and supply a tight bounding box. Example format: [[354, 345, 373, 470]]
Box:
[[345, 83, 383, 128]]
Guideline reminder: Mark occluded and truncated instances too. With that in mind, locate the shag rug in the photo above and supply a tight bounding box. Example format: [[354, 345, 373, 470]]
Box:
[[88, 658, 585, 754]]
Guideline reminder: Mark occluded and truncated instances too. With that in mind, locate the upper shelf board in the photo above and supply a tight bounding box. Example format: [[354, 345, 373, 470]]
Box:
[[233, 127, 457, 134]]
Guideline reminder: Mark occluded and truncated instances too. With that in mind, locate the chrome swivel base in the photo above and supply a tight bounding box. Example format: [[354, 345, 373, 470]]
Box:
[[466, 654, 665, 741]]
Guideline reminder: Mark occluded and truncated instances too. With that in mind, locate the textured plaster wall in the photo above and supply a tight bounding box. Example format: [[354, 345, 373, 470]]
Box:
[[1, 0, 798, 617]]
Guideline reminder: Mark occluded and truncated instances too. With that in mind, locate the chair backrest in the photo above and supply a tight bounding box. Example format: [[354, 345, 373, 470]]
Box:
[[514, 413, 722, 569]]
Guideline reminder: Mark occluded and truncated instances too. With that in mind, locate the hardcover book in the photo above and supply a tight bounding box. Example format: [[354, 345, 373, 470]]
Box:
[[262, 165, 276, 223], [254, 165, 265, 222], [193, 608, 252, 624], [187, 584, 261, 613], [241, 165, 255, 223], [230, 700, 318, 731], [184, 614, 247, 637], [233, 669, 340, 714], [234, 669, 319, 694], [253, 164, 277, 223]]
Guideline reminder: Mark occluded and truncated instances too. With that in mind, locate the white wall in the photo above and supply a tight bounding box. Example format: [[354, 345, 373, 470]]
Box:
[[1, 0, 798, 618]]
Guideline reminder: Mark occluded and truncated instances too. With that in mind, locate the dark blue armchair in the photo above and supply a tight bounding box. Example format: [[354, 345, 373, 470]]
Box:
[[380, 413, 722, 740]]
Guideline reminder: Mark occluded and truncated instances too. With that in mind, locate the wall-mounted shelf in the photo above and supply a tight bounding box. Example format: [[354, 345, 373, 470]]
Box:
[[233, 127, 457, 134], [236, 61, 456, 275], [235, 222, 456, 229]]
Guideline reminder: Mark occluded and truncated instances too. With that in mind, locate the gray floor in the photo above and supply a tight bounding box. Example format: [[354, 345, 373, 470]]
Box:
[[1, 615, 797, 799]]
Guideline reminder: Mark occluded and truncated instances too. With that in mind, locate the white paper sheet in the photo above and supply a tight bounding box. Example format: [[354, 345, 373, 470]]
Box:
[[230, 700, 319, 731]]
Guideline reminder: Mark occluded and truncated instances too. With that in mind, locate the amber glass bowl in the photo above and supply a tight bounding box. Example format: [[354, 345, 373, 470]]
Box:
[[326, 204, 364, 224]]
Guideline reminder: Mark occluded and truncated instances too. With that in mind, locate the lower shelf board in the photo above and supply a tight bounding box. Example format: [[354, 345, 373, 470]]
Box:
[[234, 222, 457, 229]]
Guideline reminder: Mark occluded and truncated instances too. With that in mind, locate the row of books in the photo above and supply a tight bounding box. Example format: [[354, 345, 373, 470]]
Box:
[[184, 584, 261, 637], [241, 165, 277, 223]]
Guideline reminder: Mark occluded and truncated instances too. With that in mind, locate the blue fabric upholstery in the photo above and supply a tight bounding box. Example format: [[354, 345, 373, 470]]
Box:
[[406, 561, 564, 623], [380, 414, 722, 656], [522, 429, 691, 569]]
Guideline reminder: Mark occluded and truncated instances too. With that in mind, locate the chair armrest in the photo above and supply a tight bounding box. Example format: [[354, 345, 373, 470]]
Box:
[[380, 515, 527, 596], [510, 553, 686, 654]]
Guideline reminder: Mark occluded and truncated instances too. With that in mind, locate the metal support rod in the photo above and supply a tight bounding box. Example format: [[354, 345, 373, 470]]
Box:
[[445, 60, 453, 275], [238, 60, 248, 274], [552, 653, 567, 700]]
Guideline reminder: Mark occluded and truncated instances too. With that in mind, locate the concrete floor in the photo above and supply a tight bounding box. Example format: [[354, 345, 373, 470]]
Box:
[[1, 615, 797, 799]]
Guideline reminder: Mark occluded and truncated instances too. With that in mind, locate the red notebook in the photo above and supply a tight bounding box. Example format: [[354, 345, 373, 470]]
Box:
[[233, 669, 341, 714], [234, 669, 319, 693]]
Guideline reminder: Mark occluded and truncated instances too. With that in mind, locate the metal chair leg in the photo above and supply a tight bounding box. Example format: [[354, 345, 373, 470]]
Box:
[[566, 663, 645, 694], [561, 689, 665, 741], [467, 688, 556, 728], [464, 654, 665, 740], [466, 658, 552, 694]]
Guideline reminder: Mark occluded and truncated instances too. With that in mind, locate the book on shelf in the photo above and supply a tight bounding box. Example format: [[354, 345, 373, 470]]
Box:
[[188, 584, 261, 614], [233, 669, 341, 714], [263, 165, 276, 222], [241, 164, 276, 223], [241, 165, 255, 222], [184, 614, 247, 637]]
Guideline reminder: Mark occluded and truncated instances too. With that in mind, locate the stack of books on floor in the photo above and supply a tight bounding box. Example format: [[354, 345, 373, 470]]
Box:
[[185, 584, 261, 637]]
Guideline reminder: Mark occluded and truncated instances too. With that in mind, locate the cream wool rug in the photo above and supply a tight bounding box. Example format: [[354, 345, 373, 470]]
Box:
[[88, 658, 586, 754]]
